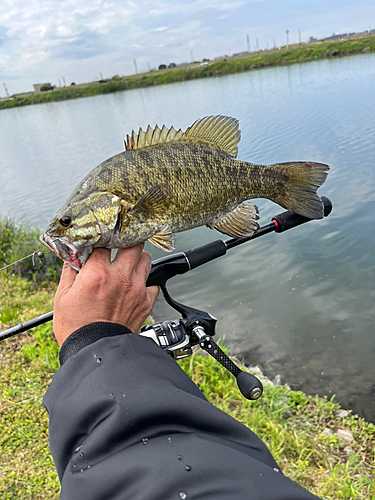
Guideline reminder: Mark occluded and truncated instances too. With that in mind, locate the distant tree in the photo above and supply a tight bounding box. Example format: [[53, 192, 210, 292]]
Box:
[[202, 58, 210, 62], [70, 82, 76, 86], [168, 63, 176, 68], [158, 64, 167, 70], [40, 85, 54, 92], [111, 75, 121, 80]]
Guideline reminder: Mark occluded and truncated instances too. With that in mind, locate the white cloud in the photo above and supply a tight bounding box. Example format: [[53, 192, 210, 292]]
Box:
[[0, 0, 373, 94]]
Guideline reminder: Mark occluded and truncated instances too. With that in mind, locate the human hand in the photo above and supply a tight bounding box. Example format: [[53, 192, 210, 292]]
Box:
[[53, 245, 159, 346]]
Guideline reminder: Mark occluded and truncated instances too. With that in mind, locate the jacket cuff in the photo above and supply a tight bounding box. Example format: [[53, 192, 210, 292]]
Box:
[[59, 322, 132, 366]]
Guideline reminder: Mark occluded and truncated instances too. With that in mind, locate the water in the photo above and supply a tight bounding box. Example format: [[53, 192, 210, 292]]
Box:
[[1, 54, 375, 421]]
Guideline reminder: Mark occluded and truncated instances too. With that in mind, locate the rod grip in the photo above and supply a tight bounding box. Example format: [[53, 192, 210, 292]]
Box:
[[185, 239, 227, 270]]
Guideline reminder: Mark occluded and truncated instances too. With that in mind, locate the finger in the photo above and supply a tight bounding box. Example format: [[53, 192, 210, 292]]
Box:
[[135, 250, 152, 282], [148, 285, 159, 305], [89, 247, 111, 263], [115, 244, 145, 272], [57, 262, 78, 294], [81, 248, 111, 273]]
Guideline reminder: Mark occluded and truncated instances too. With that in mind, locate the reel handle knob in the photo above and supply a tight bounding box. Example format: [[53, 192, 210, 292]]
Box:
[[236, 372, 263, 400]]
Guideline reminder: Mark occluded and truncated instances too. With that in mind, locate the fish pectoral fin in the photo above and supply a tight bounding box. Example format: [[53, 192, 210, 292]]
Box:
[[148, 226, 176, 252], [130, 183, 173, 218], [207, 201, 260, 238]]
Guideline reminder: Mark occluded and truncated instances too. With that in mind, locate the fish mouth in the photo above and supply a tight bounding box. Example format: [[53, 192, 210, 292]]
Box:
[[40, 234, 92, 271]]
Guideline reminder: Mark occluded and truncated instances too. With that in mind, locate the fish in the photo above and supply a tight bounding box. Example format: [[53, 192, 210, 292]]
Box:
[[40, 115, 329, 271]]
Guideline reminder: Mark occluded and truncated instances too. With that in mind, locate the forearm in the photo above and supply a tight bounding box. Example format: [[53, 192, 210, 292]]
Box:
[[44, 325, 320, 500]]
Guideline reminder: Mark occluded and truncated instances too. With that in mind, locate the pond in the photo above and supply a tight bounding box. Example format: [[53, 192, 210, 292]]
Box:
[[1, 52, 375, 421]]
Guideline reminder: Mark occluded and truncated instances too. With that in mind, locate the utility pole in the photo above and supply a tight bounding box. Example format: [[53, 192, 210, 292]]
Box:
[[99, 72, 103, 80], [62, 76, 66, 87], [190, 50, 194, 62], [273, 38, 276, 49], [58, 78, 62, 88], [256, 37, 259, 51], [247, 34, 250, 52], [3, 83, 9, 97], [286, 29, 289, 48], [298, 29, 302, 45], [133, 59, 138, 74]]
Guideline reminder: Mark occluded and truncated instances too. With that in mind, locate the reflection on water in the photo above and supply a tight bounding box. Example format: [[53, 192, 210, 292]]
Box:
[[1, 53, 375, 421]]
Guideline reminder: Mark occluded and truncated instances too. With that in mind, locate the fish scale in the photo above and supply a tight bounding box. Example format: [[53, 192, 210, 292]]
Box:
[[40, 115, 329, 270]]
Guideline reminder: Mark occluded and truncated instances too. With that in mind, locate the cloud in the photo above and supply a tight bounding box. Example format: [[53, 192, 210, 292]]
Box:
[[0, 25, 8, 46], [0, 0, 374, 94]]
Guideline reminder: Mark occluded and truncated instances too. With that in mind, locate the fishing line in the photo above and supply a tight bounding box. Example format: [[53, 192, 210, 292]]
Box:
[[0, 250, 51, 272]]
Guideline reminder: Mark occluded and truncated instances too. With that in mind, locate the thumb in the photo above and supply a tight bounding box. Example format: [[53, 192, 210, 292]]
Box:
[[57, 262, 78, 296]]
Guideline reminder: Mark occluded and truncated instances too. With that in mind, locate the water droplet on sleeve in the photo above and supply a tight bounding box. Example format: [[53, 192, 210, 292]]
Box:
[[185, 465, 192, 471], [179, 492, 187, 499]]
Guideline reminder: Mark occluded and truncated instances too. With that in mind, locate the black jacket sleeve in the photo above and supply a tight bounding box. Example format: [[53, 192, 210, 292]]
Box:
[[43, 323, 321, 500]]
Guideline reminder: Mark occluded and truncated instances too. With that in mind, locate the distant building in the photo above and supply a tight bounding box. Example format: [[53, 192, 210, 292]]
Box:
[[232, 51, 249, 57], [33, 83, 52, 93]]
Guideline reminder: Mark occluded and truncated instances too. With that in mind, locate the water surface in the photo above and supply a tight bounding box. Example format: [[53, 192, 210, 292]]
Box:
[[1, 53, 375, 420]]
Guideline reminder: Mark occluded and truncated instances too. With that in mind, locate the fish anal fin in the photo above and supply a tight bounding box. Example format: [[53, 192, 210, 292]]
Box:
[[149, 226, 176, 252], [207, 201, 259, 238], [124, 115, 240, 158], [130, 183, 173, 218]]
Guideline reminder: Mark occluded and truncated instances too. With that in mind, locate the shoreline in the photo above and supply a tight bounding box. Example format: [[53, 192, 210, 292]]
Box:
[[1, 35, 374, 111], [1, 267, 374, 498]]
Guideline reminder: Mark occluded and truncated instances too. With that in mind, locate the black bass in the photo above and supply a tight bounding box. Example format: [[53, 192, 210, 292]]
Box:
[[41, 115, 329, 270]]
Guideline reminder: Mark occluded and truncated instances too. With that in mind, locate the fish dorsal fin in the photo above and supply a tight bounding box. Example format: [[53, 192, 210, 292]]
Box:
[[125, 125, 184, 151], [124, 115, 241, 158], [183, 115, 240, 158]]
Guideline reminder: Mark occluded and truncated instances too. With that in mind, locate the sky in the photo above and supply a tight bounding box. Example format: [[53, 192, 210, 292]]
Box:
[[0, 0, 374, 96]]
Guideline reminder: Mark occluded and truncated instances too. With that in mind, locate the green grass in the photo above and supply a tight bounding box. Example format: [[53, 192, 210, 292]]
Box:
[[0, 217, 62, 286], [1, 35, 374, 111], [0, 219, 374, 499]]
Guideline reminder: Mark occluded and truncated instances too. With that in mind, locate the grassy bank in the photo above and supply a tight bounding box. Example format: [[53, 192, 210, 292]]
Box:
[[0, 218, 374, 499], [1, 35, 374, 111]]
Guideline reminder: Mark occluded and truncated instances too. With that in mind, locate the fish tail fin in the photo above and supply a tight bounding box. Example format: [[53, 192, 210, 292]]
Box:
[[272, 161, 329, 219]]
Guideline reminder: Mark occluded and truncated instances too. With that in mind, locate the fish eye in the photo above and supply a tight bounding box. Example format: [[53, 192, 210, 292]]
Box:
[[59, 215, 72, 228]]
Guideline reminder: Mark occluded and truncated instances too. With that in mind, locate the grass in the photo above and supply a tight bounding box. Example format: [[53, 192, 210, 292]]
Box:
[[1, 35, 374, 111], [0, 219, 374, 499], [0, 217, 62, 286]]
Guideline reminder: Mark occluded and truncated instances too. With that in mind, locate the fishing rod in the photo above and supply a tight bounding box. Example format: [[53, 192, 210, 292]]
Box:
[[1, 197, 332, 400], [0, 196, 332, 343]]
